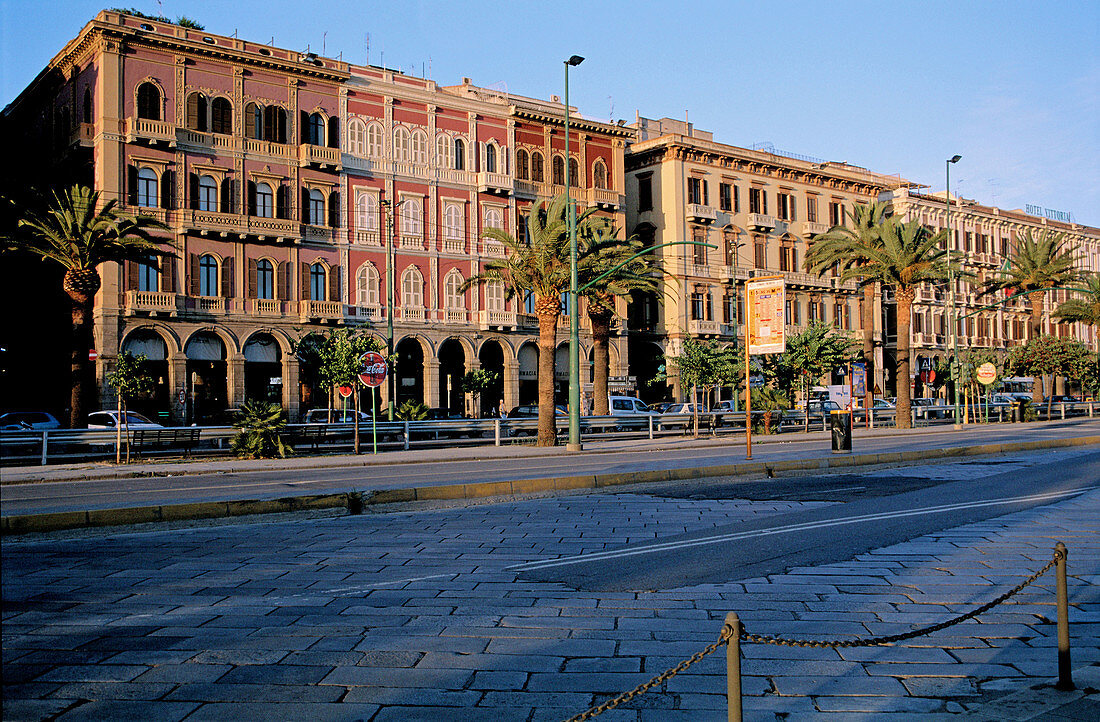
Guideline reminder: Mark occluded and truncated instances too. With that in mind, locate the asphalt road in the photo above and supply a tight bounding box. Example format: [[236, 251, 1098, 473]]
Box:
[[515, 447, 1100, 592], [1, 421, 1097, 516]]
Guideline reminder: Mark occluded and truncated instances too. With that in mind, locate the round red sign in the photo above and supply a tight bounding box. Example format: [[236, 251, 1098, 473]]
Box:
[[337, 385, 354, 398], [88, 349, 99, 361], [358, 351, 387, 388]]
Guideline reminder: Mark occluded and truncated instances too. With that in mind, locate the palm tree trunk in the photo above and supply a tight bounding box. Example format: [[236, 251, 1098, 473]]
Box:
[[1029, 291, 1045, 404], [588, 310, 612, 416], [895, 288, 914, 429], [862, 283, 875, 412], [535, 298, 560, 447], [69, 292, 94, 428]]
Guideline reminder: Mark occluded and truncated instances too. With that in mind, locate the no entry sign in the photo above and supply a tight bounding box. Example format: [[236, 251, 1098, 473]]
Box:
[[358, 351, 387, 388], [337, 385, 354, 398]]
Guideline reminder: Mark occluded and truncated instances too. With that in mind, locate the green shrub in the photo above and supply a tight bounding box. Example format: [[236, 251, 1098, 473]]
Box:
[[231, 401, 292, 458], [395, 400, 429, 421]]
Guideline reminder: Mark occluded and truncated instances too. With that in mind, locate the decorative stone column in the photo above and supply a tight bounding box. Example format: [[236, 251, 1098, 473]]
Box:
[[424, 358, 440, 409], [283, 354, 300, 421], [503, 359, 519, 411], [168, 355, 187, 424], [227, 354, 246, 410]]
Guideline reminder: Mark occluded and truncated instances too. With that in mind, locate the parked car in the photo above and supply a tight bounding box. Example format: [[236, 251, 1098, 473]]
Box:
[[712, 399, 745, 428], [649, 401, 674, 415], [1045, 395, 1079, 404], [608, 395, 660, 431], [0, 411, 61, 431], [910, 397, 944, 419], [86, 411, 163, 429], [660, 403, 710, 430], [302, 409, 372, 424]]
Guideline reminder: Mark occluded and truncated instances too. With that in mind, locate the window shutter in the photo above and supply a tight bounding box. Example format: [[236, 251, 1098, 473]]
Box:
[[127, 165, 138, 206], [328, 264, 339, 302], [189, 253, 200, 296], [221, 257, 234, 298], [247, 258, 257, 298], [328, 191, 339, 228], [220, 178, 231, 213], [300, 111, 310, 145], [301, 262, 310, 300], [276, 185, 288, 219], [703, 180, 709, 207], [327, 116, 339, 148], [160, 256, 175, 293], [277, 261, 290, 301], [160, 169, 174, 210], [126, 260, 139, 291], [247, 181, 257, 216], [301, 188, 310, 224], [188, 173, 199, 210]]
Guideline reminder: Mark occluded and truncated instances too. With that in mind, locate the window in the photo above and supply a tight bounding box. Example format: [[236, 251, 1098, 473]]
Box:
[[723, 294, 737, 324], [211, 97, 232, 135], [719, 183, 732, 212], [834, 301, 847, 329], [348, 118, 367, 156], [638, 175, 652, 212], [310, 263, 326, 301], [256, 259, 274, 300], [263, 105, 287, 143], [552, 156, 565, 185], [255, 183, 273, 218], [724, 229, 740, 266], [137, 168, 158, 207], [400, 200, 422, 236], [138, 256, 159, 292], [307, 113, 325, 145], [593, 160, 607, 189], [688, 177, 703, 205], [401, 268, 423, 308], [199, 255, 219, 296], [307, 189, 325, 225], [366, 122, 384, 157], [754, 238, 765, 269], [523, 290, 535, 314], [443, 204, 463, 239], [531, 151, 544, 182], [485, 142, 497, 173], [516, 149, 529, 179], [733, 185, 740, 213], [453, 138, 465, 170], [411, 130, 428, 164], [829, 201, 844, 226], [82, 87, 92, 124], [560, 291, 570, 316], [777, 192, 794, 221], [569, 158, 579, 187], [356, 264, 379, 306], [691, 290, 706, 321], [197, 175, 217, 211], [786, 298, 801, 325], [244, 102, 262, 139], [806, 196, 818, 223], [486, 280, 505, 311], [436, 134, 454, 169], [355, 193, 378, 231], [779, 244, 797, 272], [483, 207, 503, 231], [186, 93, 207, 132], [443, 271, 464, 309], [749, 187, 767, 214], [692, 227, 707, 265], [394, 127, 411, 161], [137, 82, 160, 120]]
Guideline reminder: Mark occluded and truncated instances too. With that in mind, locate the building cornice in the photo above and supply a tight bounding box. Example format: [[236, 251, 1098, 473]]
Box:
[[510, 107, 634, 140]]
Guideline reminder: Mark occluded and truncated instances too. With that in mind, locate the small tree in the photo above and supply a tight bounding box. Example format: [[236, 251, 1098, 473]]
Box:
[[751, 387, 790, 434], [105, 350, 154, 464], [232, 400, 291, 459], [655, 339, 740, 437], [1006, 335, 1092, 418], [761, 322, 858, 432], [310, 329, 384, 453], [460, 369, 498, 418], [395, 399, 429, 421]]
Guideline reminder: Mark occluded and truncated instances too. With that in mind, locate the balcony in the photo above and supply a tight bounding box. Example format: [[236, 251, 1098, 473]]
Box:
[[479, 309, 517, 329], [444, 309, 469, 324], [299, 143, 341, 171], [720, 322, 739, 337], [482, 239, 507, 257], [181, 209, 246, 236], [783, 271, 832, 289], [124, 117, 176, 147], [746, 213, 776, 231], [400, 307, 426, 322], [393, 161, 429, 179], [352, 230, 382, 246], [441, 238, 466, 254], [247, 216, 299, 241], [242, 137, 295, 161], [301, 224, 337, 244], [795, 220, 829, 238], [177, 129, 238, 151], [436, 168, 474, 185], [686, 203, 717, 224], [513, 179, 540, 198], [687, 319, 722, 337], [399, 233, 424, 250], [251, 298, 283, 316], [348, 304, 382, 321], [588, 187, 622, 209], [298, 300, 344, 322], [518, 313, 539, 329], [193, 296, 226, 315], [70, 122, 94, 148], [125, 290, 177, 315], [477, 172, 514, 195]]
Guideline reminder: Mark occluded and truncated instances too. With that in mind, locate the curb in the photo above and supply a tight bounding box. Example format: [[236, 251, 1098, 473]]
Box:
[[3, 435, 1097, 536]]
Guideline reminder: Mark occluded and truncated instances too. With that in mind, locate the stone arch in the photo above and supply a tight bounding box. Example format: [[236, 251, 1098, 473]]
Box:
[[134, 77, 166, 120], [121, 322, 181, 357], [183, 325, 240, 357], [476, 334, 517, 362]]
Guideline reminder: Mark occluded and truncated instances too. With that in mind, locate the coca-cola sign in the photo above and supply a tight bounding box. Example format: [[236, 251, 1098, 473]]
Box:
[[358, 351, 388, 387]]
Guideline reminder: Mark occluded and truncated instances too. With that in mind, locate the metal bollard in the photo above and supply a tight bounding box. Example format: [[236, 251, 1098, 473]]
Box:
[[648, 414, 654, 440], [403, 421, 410, 450], [1061, 402, 1066, 420], [494, 419, 501, 446], [41, 430, 49, 465], [1055, 542, 1074, 690], [725, 612, 742, 722]]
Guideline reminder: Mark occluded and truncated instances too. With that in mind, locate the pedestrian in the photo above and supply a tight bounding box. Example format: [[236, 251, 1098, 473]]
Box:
[[498, 398, 506, 418]]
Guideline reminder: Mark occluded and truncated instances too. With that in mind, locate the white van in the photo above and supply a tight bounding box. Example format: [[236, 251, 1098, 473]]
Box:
[[608, 395, 659, 430]]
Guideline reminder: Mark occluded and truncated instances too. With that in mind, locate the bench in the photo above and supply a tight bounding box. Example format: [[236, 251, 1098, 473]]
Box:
[[285, 424, 328, 451], [131, 427, 202, 459]]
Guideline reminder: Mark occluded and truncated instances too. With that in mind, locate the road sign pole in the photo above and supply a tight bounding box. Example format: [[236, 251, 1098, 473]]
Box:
[[745, 341, 752, 460], [372, 386, 378, 455]]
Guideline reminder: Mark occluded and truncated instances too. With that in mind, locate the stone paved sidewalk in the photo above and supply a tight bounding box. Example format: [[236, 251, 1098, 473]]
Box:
[[2, 451, 1098, 721]]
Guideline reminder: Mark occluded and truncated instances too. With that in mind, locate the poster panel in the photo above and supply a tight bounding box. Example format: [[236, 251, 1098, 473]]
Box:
[[746, 276, 786, 355]]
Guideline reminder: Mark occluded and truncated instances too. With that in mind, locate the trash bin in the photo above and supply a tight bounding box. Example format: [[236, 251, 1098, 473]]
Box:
[[831, 409, 852, 454], [1010, 401, 1020, 423]]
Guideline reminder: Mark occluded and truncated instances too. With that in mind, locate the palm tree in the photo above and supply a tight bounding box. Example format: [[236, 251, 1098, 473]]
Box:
[[578, 221, 664, 415], [1054, 273, 1100, 330], [7, 185, 170, 426], [804, 200, 891, 413], [838, 218, 952, 428], [981, 229, 1078, 403], [751, 386, 790, 435], [462, 195, 598, 446]]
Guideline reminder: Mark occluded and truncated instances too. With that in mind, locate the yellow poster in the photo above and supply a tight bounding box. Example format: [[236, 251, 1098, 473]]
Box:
[[746, 276, 786, 355]]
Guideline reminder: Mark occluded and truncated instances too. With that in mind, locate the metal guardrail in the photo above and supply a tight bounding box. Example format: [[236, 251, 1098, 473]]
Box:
[[565, 543, 1075, 721]]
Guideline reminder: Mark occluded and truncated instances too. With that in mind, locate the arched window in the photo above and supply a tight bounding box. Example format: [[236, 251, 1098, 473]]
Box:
[[569, 158, 580, 186], [411, 129, 428, 164], [197, 175, 217, 211], [366, 122, 383, 157], [263, 105, 287, 143], [443, 205, 462, 240], [552, 155, 565, 185], [593, 160, 607, 189], [136, 82, 160, 120], [516, 149, 529, 179], [443, 270, 464, 309], [356, 264, 379, 306], [347, 118, 367, 156], [308, 189, 325, 225], [453, 138, 465, 170], [256, 259, 274, 300], [308, 113, 325, 145], [486, 280, 505, 312], [355, 193, 378, 231], [255, 183, 274, 218], [394, 126, 411, 161], [485, 142, 497, 173], [310, 263, 326, 301], [138, 255, 159, 292], [186, 92, 207, 132], [483, 207, 502, 232], [401, 267, 424, 308], [211, 97, 232, 134], [137, 167, 158, 207], [436, 134, 454, 169], [244, 102, 262, 139], [531, 151, 544, 182], [199, 254, 219, 296], [400, 200, 422, 236]]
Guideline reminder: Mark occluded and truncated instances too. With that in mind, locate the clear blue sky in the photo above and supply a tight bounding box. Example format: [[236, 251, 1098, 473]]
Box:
[[3, 0, 1098, 227]]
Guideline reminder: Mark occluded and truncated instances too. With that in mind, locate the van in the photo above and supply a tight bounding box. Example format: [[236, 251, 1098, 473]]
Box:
[[608, 395, 659, 430]]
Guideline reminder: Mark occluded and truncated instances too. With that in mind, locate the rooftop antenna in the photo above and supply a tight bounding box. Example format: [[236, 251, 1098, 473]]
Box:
[[322, 32, 327, 56], [365, 33, 370, 65], [428, 56, 432, 80], [608, 95, 614, 122]]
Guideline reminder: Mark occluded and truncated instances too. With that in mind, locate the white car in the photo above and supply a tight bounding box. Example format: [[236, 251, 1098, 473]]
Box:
[[86, 411, 163, 429], [0, 411, 62, 431]]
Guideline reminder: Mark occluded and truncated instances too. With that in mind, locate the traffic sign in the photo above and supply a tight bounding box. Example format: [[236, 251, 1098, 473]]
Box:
[[358, 351, 387, 388], [337, 385, 353, 398], [88, 349, 99, 361], [976, 362, 997, 385]]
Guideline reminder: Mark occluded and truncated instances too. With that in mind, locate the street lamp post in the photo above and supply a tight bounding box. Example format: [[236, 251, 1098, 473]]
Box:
[[381, 199, 397, 421], [946, 154, 962, 429], [565, 54, 584, 452]]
